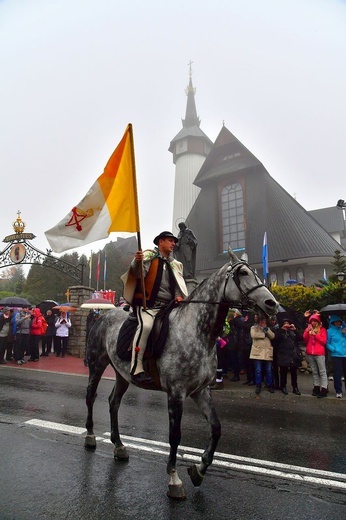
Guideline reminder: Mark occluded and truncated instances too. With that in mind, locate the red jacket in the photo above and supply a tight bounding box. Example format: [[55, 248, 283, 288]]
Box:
[[30, 308, 43, 336], [303, 326, 327, 356]]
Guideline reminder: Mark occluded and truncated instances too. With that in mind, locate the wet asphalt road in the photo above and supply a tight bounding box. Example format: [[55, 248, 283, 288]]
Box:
[[1, 368, 346, 519]]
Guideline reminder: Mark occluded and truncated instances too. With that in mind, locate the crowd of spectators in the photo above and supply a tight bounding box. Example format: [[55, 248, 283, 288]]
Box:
[[0, 305, 72, 365], [1, 302, 346, 400], [211, 308, 346, 399]]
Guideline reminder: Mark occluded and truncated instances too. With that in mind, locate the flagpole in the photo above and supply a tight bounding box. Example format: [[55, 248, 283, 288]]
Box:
[[89, 251, 93, 287], [128, 124, 146, 311], [262, 232, 269, 287], [103, 253, 107, 291], [96, 251, 100, 291]]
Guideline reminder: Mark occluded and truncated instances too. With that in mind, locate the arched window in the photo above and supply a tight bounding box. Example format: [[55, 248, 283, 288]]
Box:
[[283, 269, 291, 284], [221, 183, 245, 252], [270, 272, 277, 285], [296, 267, 305, 284]]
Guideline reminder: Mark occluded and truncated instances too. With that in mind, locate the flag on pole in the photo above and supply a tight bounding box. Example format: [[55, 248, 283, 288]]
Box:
[[103, 253, 107, 291], [89, 251, 93, 286], [262, 232, 269, 284], [45, 124, 140, 253], [96, 252, 101, 290]]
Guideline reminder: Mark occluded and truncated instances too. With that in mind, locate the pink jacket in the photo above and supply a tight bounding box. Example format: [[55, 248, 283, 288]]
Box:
[[303, 314, 327, 356]]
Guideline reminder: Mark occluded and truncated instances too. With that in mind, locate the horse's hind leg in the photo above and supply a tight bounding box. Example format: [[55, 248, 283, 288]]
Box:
[[188, 387, 221, 487], [84, 357, 109, 450], [166, 394, 186, 500], [109, 369, 130, 461]]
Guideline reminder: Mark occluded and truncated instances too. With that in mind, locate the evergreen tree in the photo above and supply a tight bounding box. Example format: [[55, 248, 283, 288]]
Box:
[[330, 250, 346, 282], [0, 265, 26, 295]]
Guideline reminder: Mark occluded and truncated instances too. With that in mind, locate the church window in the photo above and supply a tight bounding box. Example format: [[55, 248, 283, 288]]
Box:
[[270, 272, 277, 285], [296, 267, 305, 284], [283, 269, 291, 284], [221, 183, 245, 252], [222, 152, 241, 161], [176, 139, 187, 154]]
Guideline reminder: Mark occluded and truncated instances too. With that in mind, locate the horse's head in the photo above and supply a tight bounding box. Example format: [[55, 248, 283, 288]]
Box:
[[223, 248, 279, 317]]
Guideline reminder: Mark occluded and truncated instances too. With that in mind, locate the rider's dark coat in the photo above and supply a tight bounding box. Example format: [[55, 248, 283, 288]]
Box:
[[121, 249, 187, 306]]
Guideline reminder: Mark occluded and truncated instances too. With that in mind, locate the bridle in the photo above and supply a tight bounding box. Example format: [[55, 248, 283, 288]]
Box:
[[223, 260, 266, 307], [181, 260, 266, 308]]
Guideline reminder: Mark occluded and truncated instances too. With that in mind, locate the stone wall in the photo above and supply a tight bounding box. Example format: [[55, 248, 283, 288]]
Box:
[[67, 285, 94, 358]]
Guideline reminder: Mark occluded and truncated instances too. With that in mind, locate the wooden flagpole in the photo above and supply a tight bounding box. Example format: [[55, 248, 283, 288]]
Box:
[[129, 124, 146, 310]]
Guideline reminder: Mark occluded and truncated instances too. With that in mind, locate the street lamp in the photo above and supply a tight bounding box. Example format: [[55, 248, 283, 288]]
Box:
[[337, 272, 345, 303]]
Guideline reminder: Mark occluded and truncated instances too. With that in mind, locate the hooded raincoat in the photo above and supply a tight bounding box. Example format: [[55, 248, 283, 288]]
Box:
[[326, 315, 346, 357]]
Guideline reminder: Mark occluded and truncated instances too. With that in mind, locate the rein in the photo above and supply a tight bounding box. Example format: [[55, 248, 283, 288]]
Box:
[[181, 260, 266, 308]]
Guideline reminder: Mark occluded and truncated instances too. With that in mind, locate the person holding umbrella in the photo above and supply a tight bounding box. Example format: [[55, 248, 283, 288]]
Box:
[[55, 311, 71, 358]]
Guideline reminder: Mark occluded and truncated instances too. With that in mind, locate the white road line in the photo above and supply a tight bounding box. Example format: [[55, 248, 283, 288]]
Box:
[[109, 433, 346, 482], [26, 418, 86, 435], [25, 419, 346, 489]]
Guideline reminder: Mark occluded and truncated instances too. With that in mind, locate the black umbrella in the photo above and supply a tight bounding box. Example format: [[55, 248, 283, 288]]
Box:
[[0, 296, 31, 308], [36, 300, 59, 314], [319, 304, 346, 315], [276, 304, 306, 329]]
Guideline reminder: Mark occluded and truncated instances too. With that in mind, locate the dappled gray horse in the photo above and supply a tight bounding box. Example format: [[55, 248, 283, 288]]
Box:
[[85, 250, 279, 499]]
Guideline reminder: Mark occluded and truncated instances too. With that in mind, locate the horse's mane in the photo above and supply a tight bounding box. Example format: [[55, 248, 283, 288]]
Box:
[[184, 262, 229, 303]]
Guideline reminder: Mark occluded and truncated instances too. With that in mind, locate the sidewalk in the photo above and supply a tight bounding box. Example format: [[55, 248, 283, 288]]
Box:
[[0, 354, 115, 379], [214, 370, 316, 396]]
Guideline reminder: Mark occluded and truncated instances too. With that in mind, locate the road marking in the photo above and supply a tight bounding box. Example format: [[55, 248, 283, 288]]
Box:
[[26, 418, 86, 435], [25, 419, 346, 490]]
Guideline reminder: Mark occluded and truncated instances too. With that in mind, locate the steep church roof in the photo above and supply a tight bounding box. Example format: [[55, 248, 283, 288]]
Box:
[[194, 125, 261, 187], [187, 125, 345, 273]]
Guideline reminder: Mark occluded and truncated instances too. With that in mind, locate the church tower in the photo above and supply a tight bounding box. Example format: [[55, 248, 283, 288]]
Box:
[[169, 64, 212, 232]]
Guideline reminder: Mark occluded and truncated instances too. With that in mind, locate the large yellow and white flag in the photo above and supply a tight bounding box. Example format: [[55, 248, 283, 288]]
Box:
[[45, 124, 140, 253]]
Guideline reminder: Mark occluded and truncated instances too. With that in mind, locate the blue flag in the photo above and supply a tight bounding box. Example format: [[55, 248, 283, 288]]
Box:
[[262, 232, 268, 282]]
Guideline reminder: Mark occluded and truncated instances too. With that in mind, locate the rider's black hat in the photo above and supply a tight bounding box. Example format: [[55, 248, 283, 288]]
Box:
[[153, 231, 178, 246]]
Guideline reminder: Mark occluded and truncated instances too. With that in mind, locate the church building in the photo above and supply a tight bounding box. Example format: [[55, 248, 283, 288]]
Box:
[[170, 71, 346, 286]]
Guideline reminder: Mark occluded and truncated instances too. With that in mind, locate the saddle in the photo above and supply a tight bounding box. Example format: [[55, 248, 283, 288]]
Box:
[[116, 302, 174, 363]]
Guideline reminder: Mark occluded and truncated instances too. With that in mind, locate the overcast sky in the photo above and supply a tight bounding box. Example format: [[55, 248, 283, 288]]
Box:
[[1, 0, 346, 262]]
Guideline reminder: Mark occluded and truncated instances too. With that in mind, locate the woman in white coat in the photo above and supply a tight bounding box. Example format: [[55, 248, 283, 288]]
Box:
[[55, 311, 71, 358]]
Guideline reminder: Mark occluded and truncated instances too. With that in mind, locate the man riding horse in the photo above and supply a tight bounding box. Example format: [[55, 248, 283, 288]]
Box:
[[121, 231, 188, 385]]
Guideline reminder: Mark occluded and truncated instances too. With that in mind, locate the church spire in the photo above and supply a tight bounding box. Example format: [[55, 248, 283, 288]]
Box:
[[169, 64, 212, 230], [182, 61, 200, 128]]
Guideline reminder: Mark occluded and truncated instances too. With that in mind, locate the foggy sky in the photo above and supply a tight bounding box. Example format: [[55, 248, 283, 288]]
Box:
[[1, 0, 345, 263]]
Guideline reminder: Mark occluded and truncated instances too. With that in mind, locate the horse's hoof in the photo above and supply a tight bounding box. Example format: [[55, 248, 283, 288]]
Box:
[[84, 435, 96, 450], [187, 465, 204, 487], [167, 484, 186, 500], [114, 445, 129, 461]]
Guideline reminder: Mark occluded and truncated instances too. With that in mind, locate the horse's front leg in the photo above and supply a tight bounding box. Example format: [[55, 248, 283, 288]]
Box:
[[109, 369, 130, 461], [85, 365, 104, 450], [188, 387, 221, 487], [166, 394, 186, 500]]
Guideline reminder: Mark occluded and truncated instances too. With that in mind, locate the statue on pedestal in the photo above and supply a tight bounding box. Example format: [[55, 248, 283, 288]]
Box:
[[174, 222, 198, 281]]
